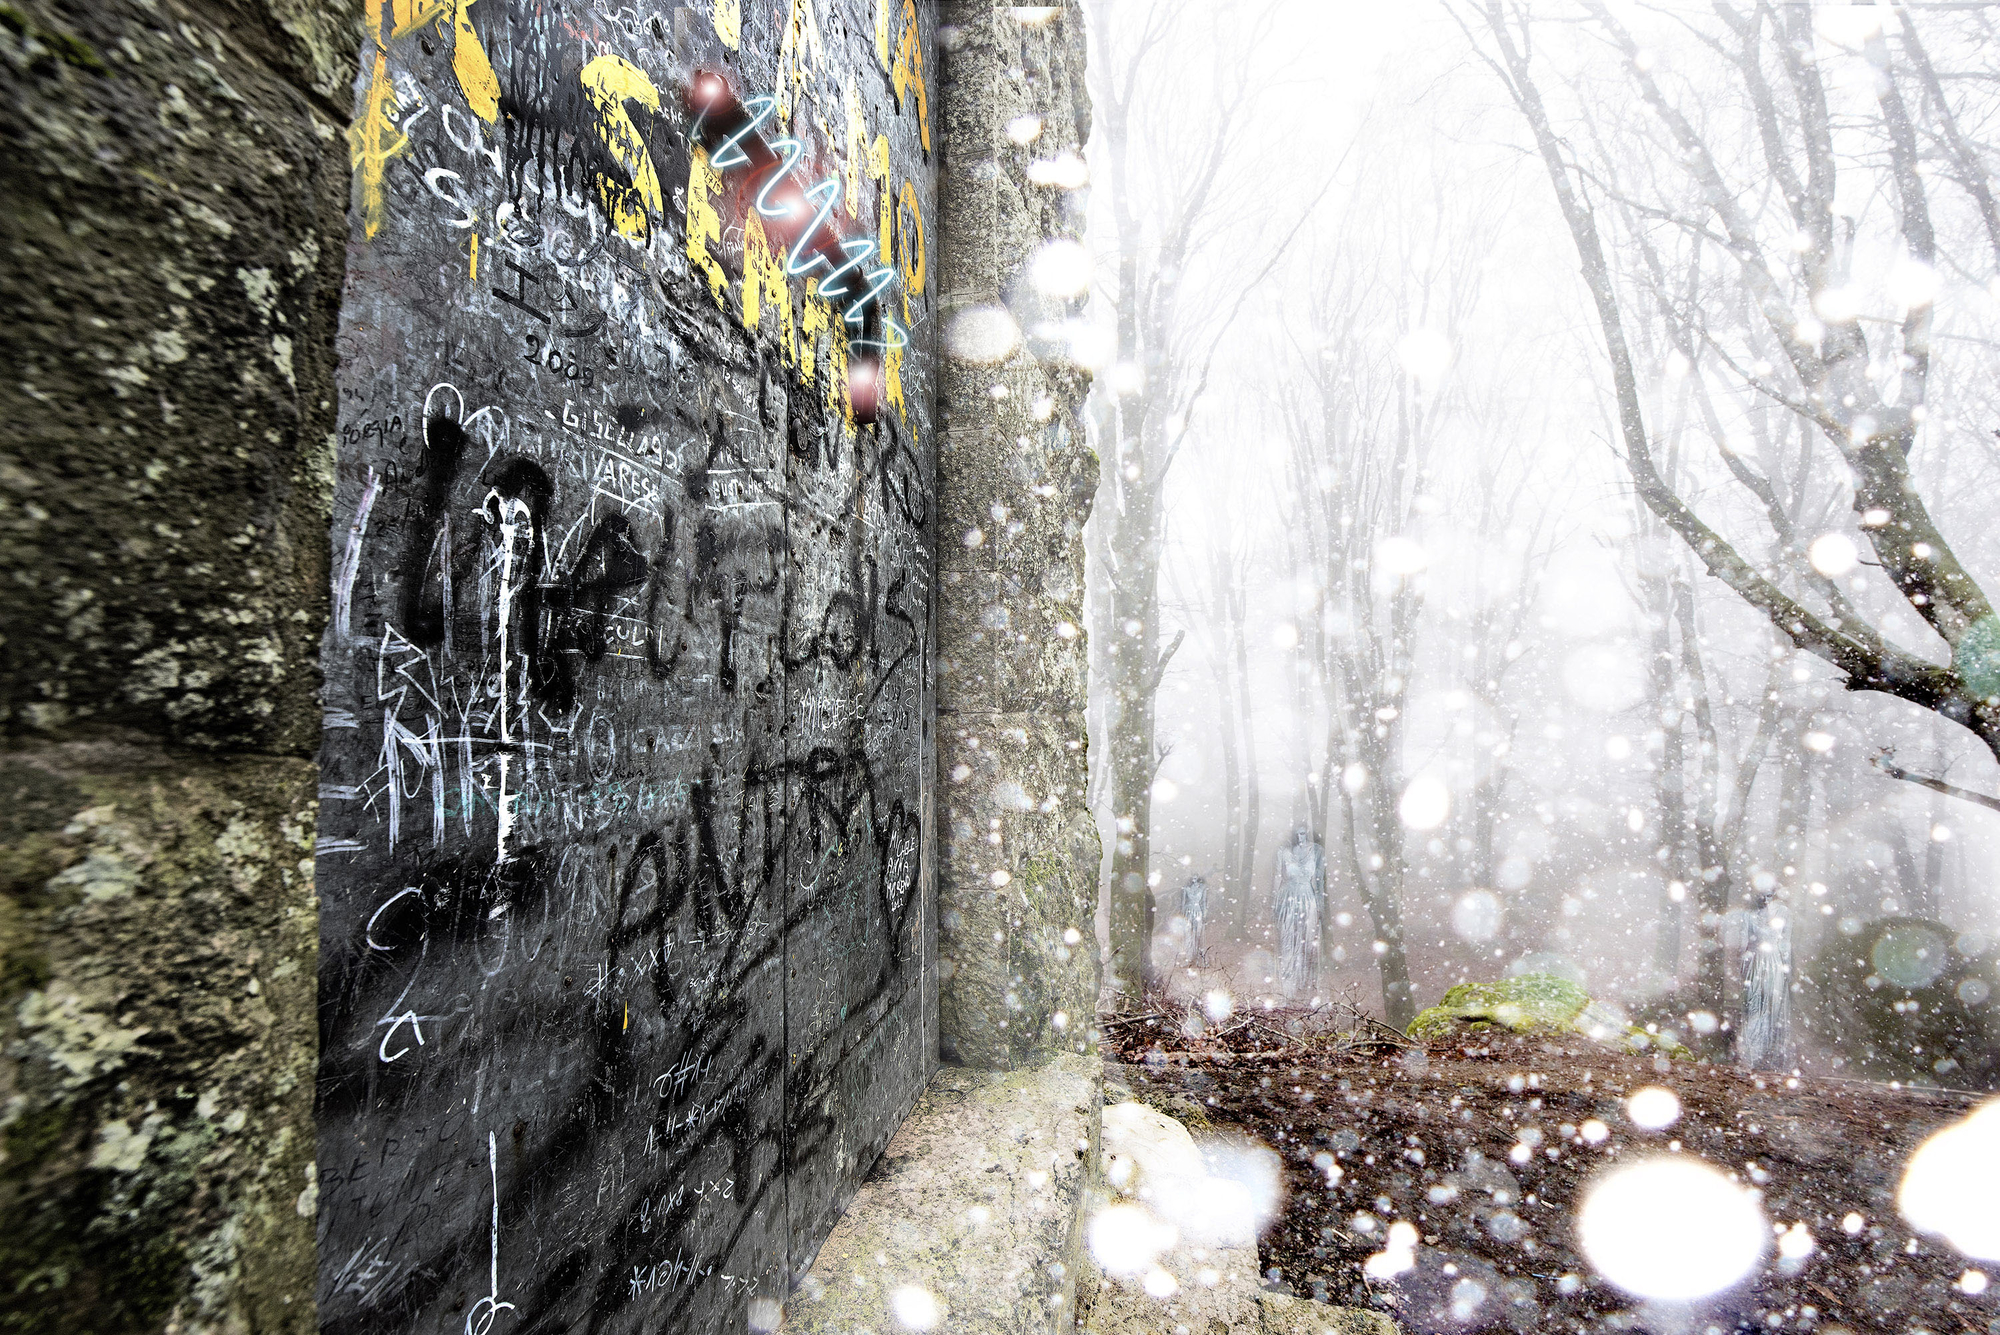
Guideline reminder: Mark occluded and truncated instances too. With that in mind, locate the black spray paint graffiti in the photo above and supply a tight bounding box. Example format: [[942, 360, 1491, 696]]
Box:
[[320, 2, 938, 1333]]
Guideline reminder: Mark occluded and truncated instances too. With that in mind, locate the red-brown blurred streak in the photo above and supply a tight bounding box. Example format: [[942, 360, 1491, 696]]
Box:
[[685, 69, 888, 425]]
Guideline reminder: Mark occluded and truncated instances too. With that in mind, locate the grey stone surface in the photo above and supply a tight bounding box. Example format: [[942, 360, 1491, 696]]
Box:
[[786, 1051, 1099, 1335], [1082, 1266, 1401, 1335], [1, 0, 355, 1326], [1076, 1099, 1399, 1335], [1078, 1097, 1263, 1335], [935, 0, 1098, 1070], [0, 745, 322, 1335], [1258, 1293, 1399, 1335], [1, 0, 356, 753], [1079, 1251, 1264, 1335]]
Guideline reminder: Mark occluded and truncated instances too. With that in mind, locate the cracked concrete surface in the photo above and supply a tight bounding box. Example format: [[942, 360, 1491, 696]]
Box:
[[786, 1053, 1100, 1334]]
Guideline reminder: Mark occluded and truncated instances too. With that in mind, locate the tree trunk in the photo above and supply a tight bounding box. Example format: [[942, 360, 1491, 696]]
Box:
[[1351, 644, 1418, 1028], [1101, 462, 1164, 1003], [1647, 571, 1692, 977], [1234, 587, 1262, 935], [1673, 581, 1733, 1027], [1211, 648, 1243, 935]]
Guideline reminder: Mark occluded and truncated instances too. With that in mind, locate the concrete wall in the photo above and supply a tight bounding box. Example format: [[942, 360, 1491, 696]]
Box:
[[314, 2, 939, 1332], [0, 0, 358, 1328], [1, 0, 1096, 1329], [935, 0, 1098, 1071]]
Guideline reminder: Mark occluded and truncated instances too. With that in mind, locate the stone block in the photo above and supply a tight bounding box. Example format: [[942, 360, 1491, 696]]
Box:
[[0, 741, 318, 1335], [938, 567, 1088, 717], [935, 0, 1097, 1074], [1078, 1098, 1399, 1335], [786, 1053, 1100, 1335], [1258, 1292, 1400, 1335], [1078, 1097, 1264, 1335], [938, 712, 1095, 1069], [0, 0, 357, 753]]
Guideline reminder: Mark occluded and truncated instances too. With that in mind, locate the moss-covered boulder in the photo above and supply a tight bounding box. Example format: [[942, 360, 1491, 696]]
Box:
[[1408, 974, 1690, 1057]]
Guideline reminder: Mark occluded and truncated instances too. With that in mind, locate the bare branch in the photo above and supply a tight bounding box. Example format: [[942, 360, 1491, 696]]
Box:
[[1147, 629, 1186, 695], [1873, 750, 2000, 815], [1897, 10, 2000, 269], [1472, 0, 2000, 762]]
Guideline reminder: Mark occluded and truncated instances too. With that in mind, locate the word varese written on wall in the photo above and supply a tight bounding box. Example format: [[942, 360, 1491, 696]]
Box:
[[319, 1, 937, 1333]]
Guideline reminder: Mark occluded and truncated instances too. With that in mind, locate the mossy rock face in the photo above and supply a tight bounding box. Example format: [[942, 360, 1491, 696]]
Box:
[[0, 743, 319, 1335], [0, 0, 357, 751], [1408, 975, 1591, 1040], [1408, 974, 1690, 1058]]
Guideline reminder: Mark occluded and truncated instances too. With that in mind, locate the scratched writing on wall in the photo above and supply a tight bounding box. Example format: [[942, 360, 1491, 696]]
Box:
[[318, 2, 938, 1332]]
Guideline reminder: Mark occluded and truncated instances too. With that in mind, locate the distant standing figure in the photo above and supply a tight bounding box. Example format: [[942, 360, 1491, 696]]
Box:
[[1737, 892, 1793, 1071], [1273, 826, 1325, 996], [1179, 874, 1210, 967]]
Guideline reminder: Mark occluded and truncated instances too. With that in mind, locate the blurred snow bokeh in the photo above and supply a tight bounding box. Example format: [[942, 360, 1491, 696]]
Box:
[[1578, 1158, 1768, 1300], [1899, 1098, 2000, 1261]]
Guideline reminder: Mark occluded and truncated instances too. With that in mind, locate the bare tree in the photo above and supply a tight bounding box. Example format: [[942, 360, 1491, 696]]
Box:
[[1602, 258, 1820, 1036], [1277, 188, 1483, 1025], [1087, 1, 1216, 1002], [1163, 466, 1263, 938], [1462, 1, 2000, 813], [1088, 1, 1332, 1004], [1446, 424, 1559, 914]]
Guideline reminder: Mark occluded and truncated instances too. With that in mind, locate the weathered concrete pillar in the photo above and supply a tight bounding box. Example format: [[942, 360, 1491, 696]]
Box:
[[0, 0, 356, 1329], [934, 0, 1099, 1071]]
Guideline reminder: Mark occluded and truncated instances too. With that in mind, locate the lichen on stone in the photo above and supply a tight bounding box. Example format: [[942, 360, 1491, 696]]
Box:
[[16, 988, 153, 1086], [0, 745, 318, 1335], [1407, 973, 1690, 1058]]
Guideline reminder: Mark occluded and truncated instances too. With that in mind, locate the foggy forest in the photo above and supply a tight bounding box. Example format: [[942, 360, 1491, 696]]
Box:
[[1076, 0, 2000, 1078], [1065, 2, 2000, 1329]]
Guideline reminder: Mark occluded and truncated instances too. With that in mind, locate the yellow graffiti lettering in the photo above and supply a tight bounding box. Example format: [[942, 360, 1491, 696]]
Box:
[[844, 84, 865, 220], [347, 47, 408, 241], [711, 0, 740, 49], [875, 0, 891, 70], [862, 136, 908, 423], [389, 0, 448, 38], [885, 333, 906, 427], [869, 133, 892, 257], [450, 0, 500, 122], [807, 280, 859, 426], [891, 0, 928, 151], [686, 145, 728, 305], [742, 213, 797, 365], [800, 281, 828, 385], [828, 316, 852, 431], [776, 0, 823, 123], [385, 0, 496, 122], [581, 55, 663, 242]]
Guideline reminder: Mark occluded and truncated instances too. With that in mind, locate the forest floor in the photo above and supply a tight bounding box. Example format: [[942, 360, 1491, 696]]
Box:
[[1102, 1000, 1995, 1335]]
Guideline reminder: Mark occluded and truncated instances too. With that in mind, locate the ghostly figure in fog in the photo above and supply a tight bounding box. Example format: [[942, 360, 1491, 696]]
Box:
[[1179, 874, 1210, 967], [1273, 827, 1325, 996], [1736, 893, 1793, 1071]]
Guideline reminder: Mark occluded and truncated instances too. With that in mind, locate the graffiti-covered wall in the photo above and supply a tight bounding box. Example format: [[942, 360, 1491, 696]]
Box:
[[315, 1, 938, 1331]]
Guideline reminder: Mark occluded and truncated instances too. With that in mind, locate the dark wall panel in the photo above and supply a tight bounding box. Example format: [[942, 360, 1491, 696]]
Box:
[[315, 2, 936, 1331]]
